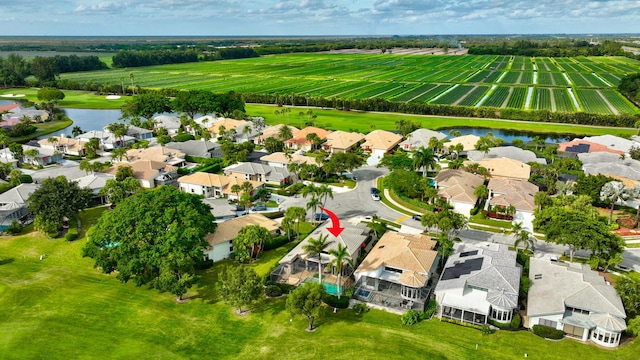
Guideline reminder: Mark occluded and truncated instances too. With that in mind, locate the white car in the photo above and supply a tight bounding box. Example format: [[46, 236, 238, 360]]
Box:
[[371, 193, 380, 201]]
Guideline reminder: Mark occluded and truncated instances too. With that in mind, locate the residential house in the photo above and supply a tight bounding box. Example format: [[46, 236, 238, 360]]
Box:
[[0, 183, 40, 228], [203, 213, 279, 262], [124, 146, 187, 167], [271, 220, 369, 292], [178, 172, 264, 199], [579, 152, 640, 181], [286, 126, 332, 151], [487, 178, 539, 231], [435, 243, 521, 326], [435, 169, 485, 216], [579, 135, 640, 155], [354, 232, 438, 313], [399, 128, 447, 151], [193, 115, 218, 128], [208, 118, 250, 139], [224, 162, 292, 186], [467, 146, 547, 165], [527, 255, 626, 347], [126, 125, 154, 140], [165, 140, 222, 159], [467, 158, 531, 180], [103, 160, 178, 188], [202, 198, 239, 223], [0, 102, 49, 122], [153, 115, 181, 135], [254, 124, 300, 145], [362, 130, 403, 166], [234, 122, 260, 143], [72, 172, 116, 205], [0, 145, 63, 167], [260, 152, 317, 168], [76, 130, 135, 150], [443, 134, 481, 152], [38, 136, 87, 156], [323, 131, 365, 153], [558, 139, 624, 156]]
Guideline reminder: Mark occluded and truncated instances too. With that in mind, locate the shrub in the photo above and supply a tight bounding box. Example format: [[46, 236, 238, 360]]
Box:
[[401, 309, 420, 325], [264, 235, 289, 251], [532, 325, 564, 339], [265, 285, 283, 298], [4, 220, 23, 235], [481, 324, 494, 335], [352, 303, 369, 315], [65, 232, 78, 241], [510, 313, 522, 329], [262, 211, 284, 220], [424, 300, 437, 319], [174, 133, 195, 142], [19, 174, 33, 183], [277, 283, 296, 294], [323, 293, 350, 309]]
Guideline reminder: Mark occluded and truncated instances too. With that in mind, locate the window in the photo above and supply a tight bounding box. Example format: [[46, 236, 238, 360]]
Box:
[[384, 266, 402, 274], [540, 319, 557, 328], [229, 246, 234, 252], [534, 274, 542, 280]]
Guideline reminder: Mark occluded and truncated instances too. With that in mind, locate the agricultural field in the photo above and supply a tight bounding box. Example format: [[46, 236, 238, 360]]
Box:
[[59, 53, 640, 115]]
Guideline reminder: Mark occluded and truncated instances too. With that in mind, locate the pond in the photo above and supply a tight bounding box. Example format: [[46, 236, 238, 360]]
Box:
[[441, 127, 573, 143], [55, 108, 123, 137]]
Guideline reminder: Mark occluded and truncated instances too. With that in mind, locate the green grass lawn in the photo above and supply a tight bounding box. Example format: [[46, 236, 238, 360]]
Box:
[[1, 229, 639, 359]]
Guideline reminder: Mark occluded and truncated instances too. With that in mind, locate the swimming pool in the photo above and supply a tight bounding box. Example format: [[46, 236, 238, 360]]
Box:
[[304, 278, 342, 296]]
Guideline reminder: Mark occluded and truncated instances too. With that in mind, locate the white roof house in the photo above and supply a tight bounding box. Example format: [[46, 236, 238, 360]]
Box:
[[467, 146, 547, 165], [399, 128, 447, 151], [579, 152, 640, 180], [580, 135, 640, 154], [434, 243, 521, 325], [527, 255, 626, 347]]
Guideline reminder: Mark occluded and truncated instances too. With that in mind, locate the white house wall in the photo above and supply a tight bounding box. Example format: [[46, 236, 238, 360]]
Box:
[[204, 240, 233, 262]]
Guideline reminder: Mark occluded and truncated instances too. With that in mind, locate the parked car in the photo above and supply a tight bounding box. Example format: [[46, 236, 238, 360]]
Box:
[[370, 187, 379, 194], [250, 204, 267, 212], [371, 193, 380, 201], [412, 214, 422, 221], [314, 213, 329, 221]]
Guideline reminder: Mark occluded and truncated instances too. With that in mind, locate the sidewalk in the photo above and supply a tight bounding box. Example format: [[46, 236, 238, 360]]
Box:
[[382, 189, 421, 215]]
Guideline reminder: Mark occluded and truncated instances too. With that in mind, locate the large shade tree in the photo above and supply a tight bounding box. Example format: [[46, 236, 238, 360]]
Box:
[[216, 265, 262, 314], [120, 92, 172, 121], [83, 186, 216, 300], [28, 176, 93, 236], [286, 281, 325, 331]]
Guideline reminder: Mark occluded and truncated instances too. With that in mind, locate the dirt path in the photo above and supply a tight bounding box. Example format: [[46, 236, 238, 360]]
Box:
[[596, 89, 620, 115]]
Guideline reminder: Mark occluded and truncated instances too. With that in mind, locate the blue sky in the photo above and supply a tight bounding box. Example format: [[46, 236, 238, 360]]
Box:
[[2, 0, 639, 36]]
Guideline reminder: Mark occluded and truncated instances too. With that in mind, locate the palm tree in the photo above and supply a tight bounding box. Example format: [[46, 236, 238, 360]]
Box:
[[316, 184, 333, 210], [306, 197, 321, 222], [71, 126, 83, 138], [600, 181, 629, 225], [278, 124, 293, 141], [436, 233, 454, 267], [302, 234, 332, 285], [514, 230, 535, 251], [242, 124, 252, 142], [0, 132, 9, 149], [129, 72, 135, 96], [328, 243, 354, 299], [47, 137, 59, 150], [473, 185, 489, 207], [23, 149, 39, 166], [412, 146, 438, 177], [230, 184, 241, 201], [511, 222, 524, 238]]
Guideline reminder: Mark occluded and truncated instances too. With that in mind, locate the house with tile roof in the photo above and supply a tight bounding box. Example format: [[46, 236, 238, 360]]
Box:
[[104, 160, 178, 188], [38, 136, 88, 156], [153, 115, 181, 135], [224, 162, 292, 186], [207, 118, 250, 138], [76, 130, 135, 150], [203, 213, 279, 262], [254, 124, 301, 145], [0, 144, 63, 167], [487, 178, 539, 231], [580, 135, 640, 155], [201, 197, 239, 223], [260, 152, 317, 168], [558, 139, 624, 156], [126, 125, 154, 140], [399, 128, 447, 151], [362, 130, 403, 166], [435, 243, 521, 326], [467, 157, 531, 180], [286, 126, 332, 151], [72, 173, 116, 204], [0, 102, 49, 122], [323, 130, 365, 153], [527, 255, 627, 347], [354, 232, 438, 313], [435, 169, 485, 216], [165, 140, 222, 159], [178, 172, 264, 200], [579, 152, 640, 181], [271, 221, 369, 293], [443, 134, 481, 152], [0, 183, 40, 228], [467, 146, 547, 165], [124, 146, 186, 167]]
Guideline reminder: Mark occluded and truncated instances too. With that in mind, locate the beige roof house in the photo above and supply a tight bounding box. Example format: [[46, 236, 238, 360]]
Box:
[[361, 130, 403, 153], [356, 232, 438, 287], [125, 146, 186, 166], [38, 136, 88, 156], [436, 169, 485, 204], [178, 172, 263, 197], [104, 160, 178, 188], [255, 124, 300, 144], [468, 158, 531, 180], [443, 134, 481, 152], [488, 178, 538, 212], [208, 118, 250, 137], [260, 152, 317, 167], [204, 213, 279, 247], [324, 131, 365, 153]]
